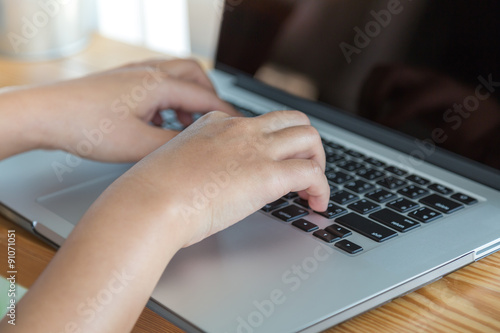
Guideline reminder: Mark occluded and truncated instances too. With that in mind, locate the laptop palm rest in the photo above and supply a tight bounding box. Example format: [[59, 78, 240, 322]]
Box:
[[36, 173, 121, 226]]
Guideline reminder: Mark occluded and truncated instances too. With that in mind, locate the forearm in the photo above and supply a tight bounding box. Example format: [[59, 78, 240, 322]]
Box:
[[0, 88, 47, 160], [0, 174, 187, 333]]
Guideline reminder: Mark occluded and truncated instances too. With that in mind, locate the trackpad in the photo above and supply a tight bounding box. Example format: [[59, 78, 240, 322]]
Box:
[[36, 174, 121, 225]]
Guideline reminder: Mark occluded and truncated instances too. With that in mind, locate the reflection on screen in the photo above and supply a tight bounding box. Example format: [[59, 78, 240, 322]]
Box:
[[217, 0, 500, 171]]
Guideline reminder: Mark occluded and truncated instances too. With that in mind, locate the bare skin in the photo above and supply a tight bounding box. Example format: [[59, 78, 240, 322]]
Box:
[[0, 59, 329, 332]]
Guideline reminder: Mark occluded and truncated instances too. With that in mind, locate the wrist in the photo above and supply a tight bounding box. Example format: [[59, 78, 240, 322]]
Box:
[[0, 87, 50, 159]]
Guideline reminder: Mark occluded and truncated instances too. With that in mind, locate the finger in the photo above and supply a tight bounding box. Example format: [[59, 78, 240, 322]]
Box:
[[120, 58, 217, 93], [254, 110, 311, 132], [265, 125, 325, 172], [276, 159, 330, 212], [175, 110, 194, 126], [154, 78, 240, 117]]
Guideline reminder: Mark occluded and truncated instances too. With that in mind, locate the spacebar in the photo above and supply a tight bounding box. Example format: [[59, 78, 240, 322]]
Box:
[[336, 213, 398, 242]]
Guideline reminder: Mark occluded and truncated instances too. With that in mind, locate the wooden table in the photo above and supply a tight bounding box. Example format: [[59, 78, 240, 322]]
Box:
[[1, 35, 500, 333]]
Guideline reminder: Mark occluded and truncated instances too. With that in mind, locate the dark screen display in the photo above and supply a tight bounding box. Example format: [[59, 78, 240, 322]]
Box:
[[216, 0, 500, 171]]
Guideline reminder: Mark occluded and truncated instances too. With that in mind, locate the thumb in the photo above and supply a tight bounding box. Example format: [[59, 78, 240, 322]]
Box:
[[118, 121, 179, 162]]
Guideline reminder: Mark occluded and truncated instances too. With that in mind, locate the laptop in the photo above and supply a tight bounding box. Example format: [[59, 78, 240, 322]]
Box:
[[1, 0, 500, 332]]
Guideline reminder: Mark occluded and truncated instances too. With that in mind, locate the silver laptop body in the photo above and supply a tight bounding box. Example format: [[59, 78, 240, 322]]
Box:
[[1, 1, 500, 332]]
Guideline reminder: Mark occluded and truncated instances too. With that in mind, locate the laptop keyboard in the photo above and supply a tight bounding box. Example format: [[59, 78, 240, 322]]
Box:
[[232, 104, 480, 255]]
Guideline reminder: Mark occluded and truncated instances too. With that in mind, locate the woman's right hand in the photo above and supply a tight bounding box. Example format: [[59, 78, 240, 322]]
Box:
[[92, 110, 330, 247]]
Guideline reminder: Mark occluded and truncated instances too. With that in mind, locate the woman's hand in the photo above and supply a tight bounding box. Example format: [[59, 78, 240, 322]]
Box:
[[5, 110, 329, 333], [0, 58, 238, 162], [95, 110, 330, 247]]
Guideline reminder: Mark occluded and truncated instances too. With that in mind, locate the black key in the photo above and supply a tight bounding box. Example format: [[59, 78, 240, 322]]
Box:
[[313, 230, 340, 243], [451, 193, 478, 205], [330, 190, 359, 205], [377, 176, 407, 189], [262, 198, 288, 212], [370, 209, 420, 233], [323, 145, 337, 156], [326, 171, 354, 184], [364, 157, 386, 168], [326, 154, 344, 164], [408, 207, 442, 223], [365, 188, 398, 203], [419, 194, 464, 214], [385, 166, 408, 176], [294, 198, 310, 209], [397, 185, 430, 199], [336, 213, 398, 242], [283, 192, 298, 199], [344, 149, 365, 159], [322, 140, 344, 151], [272, 205, 309, 222], [344, 180, 376, 194], [292, 219, 318, 232], [336, 160, 364, 172], [387, 197, 420, 213], [356, 168, 385, 181], [328, 182, 339, 193], [335, 239, 363, 254], [406, 174, 430, 185], [428, 183, 453, 195], [316, 202, 347, 219], [347, 199, 381, 215], [325, 224, 352, 238]]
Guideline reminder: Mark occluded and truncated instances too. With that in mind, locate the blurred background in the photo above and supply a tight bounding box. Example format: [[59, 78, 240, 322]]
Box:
[[0, 0, 223, 60], [96, 0, 222, 58]]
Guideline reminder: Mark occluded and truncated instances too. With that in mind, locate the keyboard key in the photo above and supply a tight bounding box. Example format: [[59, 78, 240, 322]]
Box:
[[294, 198, 310, 209], [370, 209, 420, 233], [326, 171, 354, 184], [385, 166, 408, 176], [322, 140, 344, 151], [364, 157, 386, 168], [292, 219, 318, 232], [397, 185, 430, 199], [336, 160, 364, 172], [406, 174, 430, 185], [325, 224, 352, 238], [272, 205, 309, 222], [313, 230, 340, 243], [336, 213, 398, 242], [326, 154, 344, 164], [408, 207, 442, 223], [451, 193, 478, 205], [262, 198, 288, 212], [335, 239, 363, 254], [330, 190, 359, 205], [356, 168, 385, 181], [428, 183, 453, 195], [365, 188, 398, 203], [387, 197, 420, 213], [419, 194, 464, 214], [316, 202, 348, 219], [344, 149, 365, 159], [347, 199, 381, 215], [344, 180, 376, 194], [328, 182, 339, 193], [377, 176, 407, 189], [283, 192, 298, 199]]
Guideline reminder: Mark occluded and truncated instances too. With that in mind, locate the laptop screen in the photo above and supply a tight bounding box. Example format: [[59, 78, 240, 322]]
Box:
[[216, 0, 500, 173]]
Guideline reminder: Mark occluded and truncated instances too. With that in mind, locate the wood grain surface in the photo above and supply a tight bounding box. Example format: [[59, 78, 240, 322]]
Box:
[[0, 35, 499, 333]]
